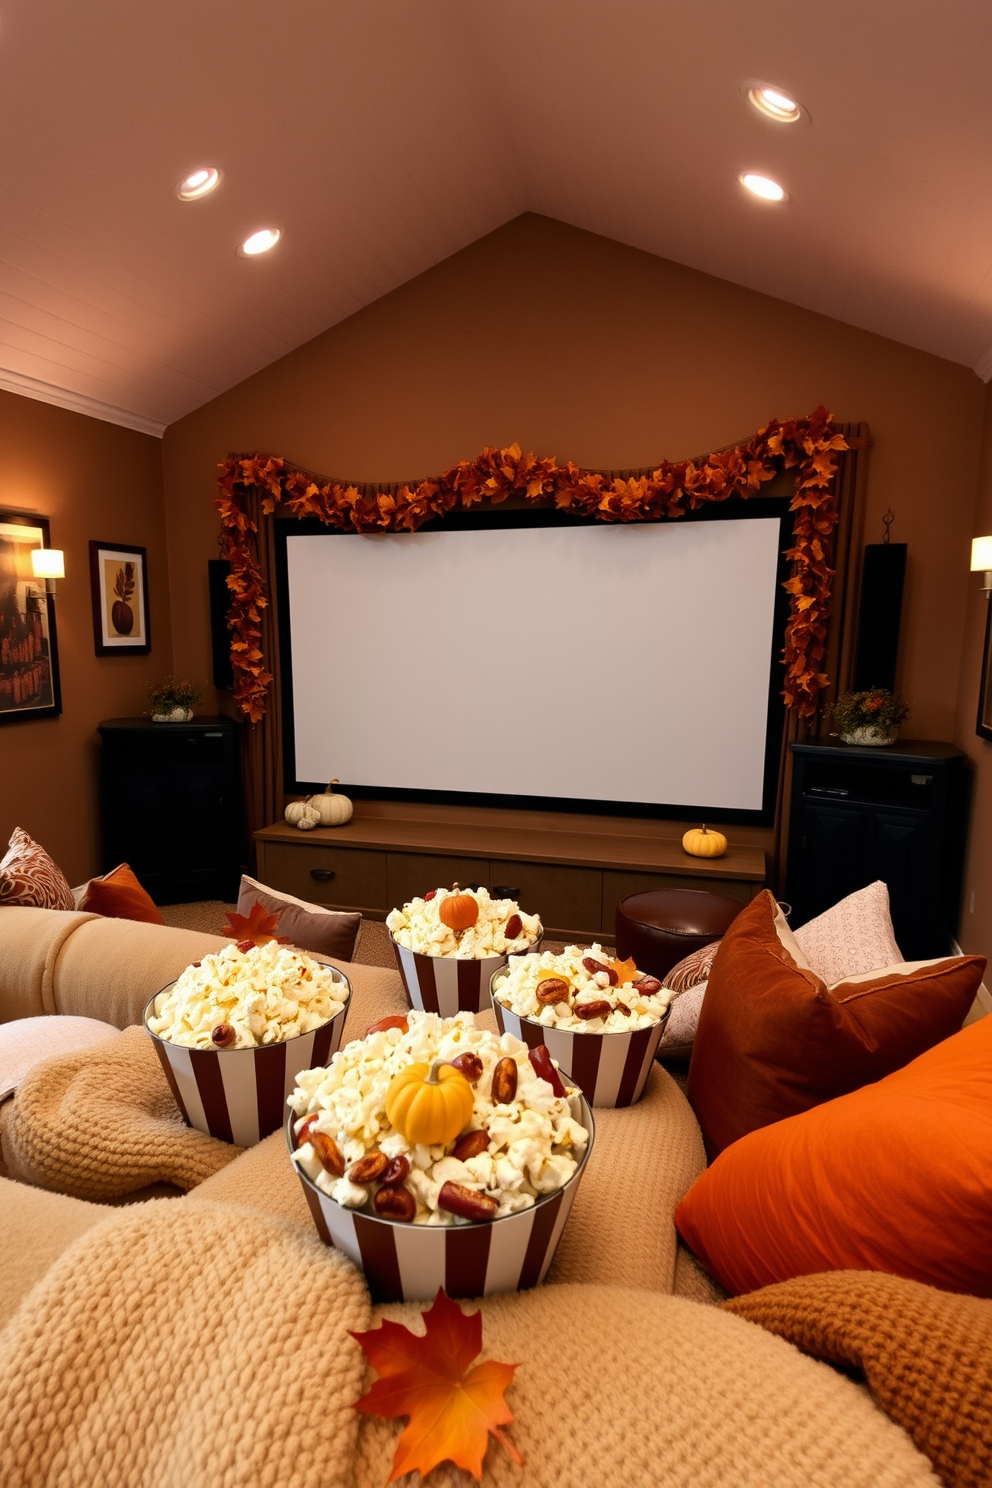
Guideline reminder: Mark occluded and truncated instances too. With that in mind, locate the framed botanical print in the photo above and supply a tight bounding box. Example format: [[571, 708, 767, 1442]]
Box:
[[89, 541, 151, 655], [0, 509, 62, 724], [977, 601, 992, 741]]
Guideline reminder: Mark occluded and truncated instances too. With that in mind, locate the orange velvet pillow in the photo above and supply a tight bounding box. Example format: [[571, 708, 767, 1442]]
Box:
[[78, 863, 163, 925], [687, 889, 984, 1158], [676, 1015, 992, 1298]]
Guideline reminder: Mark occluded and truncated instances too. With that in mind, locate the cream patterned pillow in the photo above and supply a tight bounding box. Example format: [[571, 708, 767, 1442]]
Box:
[[793, 880, 903, 986], [0, 827, 75, 911]]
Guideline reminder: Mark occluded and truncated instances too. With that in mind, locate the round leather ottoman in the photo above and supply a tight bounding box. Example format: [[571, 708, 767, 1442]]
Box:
[[615, 888, 743, 981]]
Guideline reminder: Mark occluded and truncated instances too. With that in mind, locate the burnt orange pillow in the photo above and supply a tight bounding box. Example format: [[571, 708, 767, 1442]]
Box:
[[687, 889, 984, 1158], [676, 1015, 992, 1298], [78, 863, 163, 925]]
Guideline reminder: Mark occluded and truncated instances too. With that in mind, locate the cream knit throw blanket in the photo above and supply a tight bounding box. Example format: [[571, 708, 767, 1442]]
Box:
[[2, 1025, 240, 1197], [0, 1200, 936, 1488]]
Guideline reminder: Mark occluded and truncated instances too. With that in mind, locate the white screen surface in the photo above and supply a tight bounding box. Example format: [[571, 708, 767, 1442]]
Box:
[[285, 517, 782, 811]]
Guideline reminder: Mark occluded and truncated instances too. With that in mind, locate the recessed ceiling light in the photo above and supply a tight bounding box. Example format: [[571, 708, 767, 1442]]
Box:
[[176, 167, 221, 201], [739, 172, 787, 202], [238, 228, 281, 257], [748, 85, 802, 123]]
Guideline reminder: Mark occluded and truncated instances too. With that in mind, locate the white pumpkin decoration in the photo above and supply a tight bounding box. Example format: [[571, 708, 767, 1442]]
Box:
[[284, 799, 320, 831], [309, 779, 353, 828]]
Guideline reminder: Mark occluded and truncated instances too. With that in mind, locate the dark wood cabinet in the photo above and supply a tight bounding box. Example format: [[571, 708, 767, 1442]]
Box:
[[786, 740, 970, 959], [98, 717, 242, 903]]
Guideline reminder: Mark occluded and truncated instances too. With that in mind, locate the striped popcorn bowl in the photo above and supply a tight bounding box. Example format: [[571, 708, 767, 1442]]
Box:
[[287, 1087, 594, 1303], [389, 931, 543, 1018], [144, 968, 351, 1147], [490, 969, 670, 1108]]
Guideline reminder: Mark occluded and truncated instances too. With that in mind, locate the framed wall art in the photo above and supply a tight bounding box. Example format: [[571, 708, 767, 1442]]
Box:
[[89, 541, 151, 655], [0, 508, 62, 724], [977, 600, 992, 742]]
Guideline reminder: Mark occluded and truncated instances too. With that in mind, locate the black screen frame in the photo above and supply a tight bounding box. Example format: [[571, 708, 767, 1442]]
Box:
[[274, 499, 793, 826]]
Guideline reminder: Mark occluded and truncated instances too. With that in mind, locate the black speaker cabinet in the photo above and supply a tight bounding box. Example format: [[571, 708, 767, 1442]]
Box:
[[852, 543, 907, 693], [208, 559, 234, 691]]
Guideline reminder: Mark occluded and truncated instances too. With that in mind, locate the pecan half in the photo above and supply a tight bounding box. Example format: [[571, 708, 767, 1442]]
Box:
[[504, 913, 522, 939], [311, 1131, 345, 1177], [210, 1022, 236, 1048], [490, 1056, 518, 1104], [452, 1129, 490, 1162], [634, 976, 663, 995], [448, 1051, 484, 1083], [582, 956, 618, 985], [349, 1151, 389, 1184], [379, 1155, 411, 1187], [574, 999, 612, 1021], [536, 976, 570, 1006], [374, 1185, 416, 1222], [438, 1182, 498, 1222]]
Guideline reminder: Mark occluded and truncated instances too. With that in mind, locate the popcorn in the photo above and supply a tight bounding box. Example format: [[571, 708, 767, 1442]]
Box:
[[148, 942, 347, 1049], [386, 887, 541, 958], [289, 1010, 588, 1225], [493, 944, 671, 1033]]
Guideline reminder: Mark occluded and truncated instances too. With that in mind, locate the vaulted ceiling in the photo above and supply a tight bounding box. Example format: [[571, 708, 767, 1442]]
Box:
[[4, 0, 992, 436]]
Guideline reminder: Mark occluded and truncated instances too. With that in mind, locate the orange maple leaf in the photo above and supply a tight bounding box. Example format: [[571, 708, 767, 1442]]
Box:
[[608, 954, 640, 986], [352, 1289, 524, 1482], [221, 900, 289, 947]]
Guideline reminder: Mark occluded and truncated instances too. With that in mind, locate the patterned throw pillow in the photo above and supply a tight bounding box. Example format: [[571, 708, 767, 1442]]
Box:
[[793, 880, 902, 986], [657, 942, 722, 1060], [665, 940, 721, 995], [0, 827, 75, 911]]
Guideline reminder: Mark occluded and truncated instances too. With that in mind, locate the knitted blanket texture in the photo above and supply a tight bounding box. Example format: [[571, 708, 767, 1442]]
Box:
[[724, 1270, 992, 1488]]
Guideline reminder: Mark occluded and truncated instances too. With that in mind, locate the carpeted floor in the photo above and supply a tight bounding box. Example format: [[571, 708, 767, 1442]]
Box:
[[158, 902, 571, 968]]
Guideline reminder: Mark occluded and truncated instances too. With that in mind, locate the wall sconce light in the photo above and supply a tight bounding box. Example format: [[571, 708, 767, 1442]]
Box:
[[30, 547, 65, 596]]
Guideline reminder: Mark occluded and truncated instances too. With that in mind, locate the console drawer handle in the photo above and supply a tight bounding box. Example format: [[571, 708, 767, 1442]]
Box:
[[310, 868, 336, 882]]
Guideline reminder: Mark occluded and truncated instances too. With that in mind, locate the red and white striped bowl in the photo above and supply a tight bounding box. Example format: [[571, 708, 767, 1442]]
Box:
[[389, 930, 543, 1018], [144, 969, 351, 1147], [491, 972, 669, 1108], [288, 1088, 594, 1303]]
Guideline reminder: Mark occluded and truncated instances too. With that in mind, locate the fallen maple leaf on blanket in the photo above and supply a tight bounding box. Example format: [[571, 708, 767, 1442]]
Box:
[[221, 900, 289, 948], [351, 1288, 524, 1482]]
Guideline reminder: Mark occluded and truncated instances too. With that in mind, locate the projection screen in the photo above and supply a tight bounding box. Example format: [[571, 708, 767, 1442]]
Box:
[[282, 514, 784, 813]]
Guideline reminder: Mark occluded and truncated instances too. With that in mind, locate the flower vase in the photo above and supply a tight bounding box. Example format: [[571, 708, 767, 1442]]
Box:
[[841, 726, 897, 747], [152, 706, 194, 723]]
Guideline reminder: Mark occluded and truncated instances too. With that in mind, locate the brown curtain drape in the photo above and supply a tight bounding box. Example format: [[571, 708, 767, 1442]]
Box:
[[770, 421, 871, 891], [235, 424, 871, 885]]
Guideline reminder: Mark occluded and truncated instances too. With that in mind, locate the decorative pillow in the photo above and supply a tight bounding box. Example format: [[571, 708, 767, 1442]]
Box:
[[677, 1016, 992, 1298], [236, 875, 361, 962], [686, 888, 984, 1158], [78, 863, 164, 925], [0, 1014, 119, 1102], [656, 941, 721, 1059], [793, 880, 902, 985], [722, 1270, 992, 1488], [0, 827, 74, 911]]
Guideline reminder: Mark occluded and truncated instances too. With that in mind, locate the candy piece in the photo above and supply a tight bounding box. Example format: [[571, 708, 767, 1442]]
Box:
[[528, 1045, 567, 1098], [438, 1182, 498, 1222], [365, 1014, 409, 1037]]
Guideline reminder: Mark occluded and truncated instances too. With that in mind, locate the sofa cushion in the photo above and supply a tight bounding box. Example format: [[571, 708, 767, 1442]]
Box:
[[236, 874, 360, 961], [0, 827, 74, 911], [687, 889, 984, 1157], [0, 1014, 118, 1101], [0, 906, 102, 1022], [78, 863, 164, 925], [793, 879, 902, 985], [723, 1270, 992, 1488], [52, 917, 231, 1028], [676, 1016, 992, 1298]]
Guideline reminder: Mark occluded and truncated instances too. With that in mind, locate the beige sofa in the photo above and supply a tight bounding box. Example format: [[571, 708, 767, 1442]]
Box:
[[0, 906, 941, 1488]]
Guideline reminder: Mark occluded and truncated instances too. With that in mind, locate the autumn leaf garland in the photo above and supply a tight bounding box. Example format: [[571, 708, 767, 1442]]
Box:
[[216, 408, 848, 722]]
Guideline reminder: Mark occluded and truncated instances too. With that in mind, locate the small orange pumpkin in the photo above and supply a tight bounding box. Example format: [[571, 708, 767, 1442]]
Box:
[[438, 883, 479, 932], [682, 825, 728, 859], [385, 1059, 475, 1145]]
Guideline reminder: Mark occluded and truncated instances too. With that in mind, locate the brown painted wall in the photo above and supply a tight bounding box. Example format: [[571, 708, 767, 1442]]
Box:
[[954, 379, 992, 959], [0, 390, 170, 885], [161, 214, 986, 859]]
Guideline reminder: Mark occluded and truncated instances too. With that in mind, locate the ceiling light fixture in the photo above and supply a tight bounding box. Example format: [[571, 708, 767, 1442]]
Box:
[[176, 167, 221, 201], [739, 172, 787, 202], [748, 85, 802, 123], [238, 228, 281, 257]]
